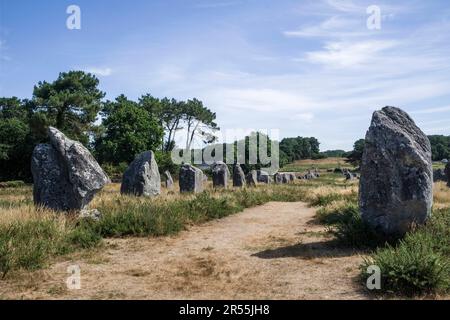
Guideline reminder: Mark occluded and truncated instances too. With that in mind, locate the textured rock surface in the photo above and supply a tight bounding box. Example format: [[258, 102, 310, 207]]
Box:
[[257, 170, 270, 184], [359, 107, 433, 236], [212, 161, 229, 188], [433, 169, 446, 182], [164, 171, 174, 189], [274, 173, 283, 184], [445, 163, 450, 187], [233, 163, 246, 187], [121, 151, 161, 197], [246, 170, 258, 186], [32, 127, 110, 211], [179, 164, 204, 193]]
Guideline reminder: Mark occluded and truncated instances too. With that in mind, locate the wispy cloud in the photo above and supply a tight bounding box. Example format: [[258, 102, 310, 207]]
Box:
[[83, 67, 113, 77]]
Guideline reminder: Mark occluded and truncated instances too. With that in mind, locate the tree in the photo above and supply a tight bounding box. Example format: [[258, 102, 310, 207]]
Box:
[[428, 135, 450, 161], [139, 95, 185, 152], [279, 136, 321, 162], [95, 95, 164, 164], [32, 71, 105, 145], [347, 139, 365, 165], [183, 98, 218, 150]]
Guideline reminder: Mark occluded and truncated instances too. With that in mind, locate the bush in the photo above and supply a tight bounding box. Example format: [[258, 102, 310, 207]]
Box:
[[361, 208, 450, 296]]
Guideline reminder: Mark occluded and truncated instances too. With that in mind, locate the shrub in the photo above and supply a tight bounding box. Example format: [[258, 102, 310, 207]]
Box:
[[361, 208, 450, 296]]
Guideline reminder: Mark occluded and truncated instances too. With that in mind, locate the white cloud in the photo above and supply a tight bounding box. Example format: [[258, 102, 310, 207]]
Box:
[[304, 40, 398, 67], [411, 105, 450, 115], [83, 67, 113, 77]]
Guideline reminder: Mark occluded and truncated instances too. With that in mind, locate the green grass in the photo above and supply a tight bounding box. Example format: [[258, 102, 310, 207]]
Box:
[[0, 218, 101, 278], [0, 185, 307, 277]]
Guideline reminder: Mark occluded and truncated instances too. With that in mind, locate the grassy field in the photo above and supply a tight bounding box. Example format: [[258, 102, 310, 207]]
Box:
[[0, 157, 449, 298]]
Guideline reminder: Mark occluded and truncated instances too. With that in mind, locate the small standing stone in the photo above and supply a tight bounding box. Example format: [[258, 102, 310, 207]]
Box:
[[212, 161, 229, 188], [121, 151, 161, 197], [274, 173, 283, 184], [257, 170, 270, 184], [233, 163, 246, 187], [445, 163, 450, 187], [179, 164, 204, 193], [246, 170, 258, 186], [164, 171, 174, 189]]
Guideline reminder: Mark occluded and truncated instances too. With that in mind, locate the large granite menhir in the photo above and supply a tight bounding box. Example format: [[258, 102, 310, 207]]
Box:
[[32, 127, 110, 211], [121, 151, 161, 197], [359, 107, 433, 236], [179, 164, 204, 193]]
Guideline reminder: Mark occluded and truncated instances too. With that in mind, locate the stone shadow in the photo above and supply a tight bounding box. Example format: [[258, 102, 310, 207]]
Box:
[[252, 239, 365, 260]]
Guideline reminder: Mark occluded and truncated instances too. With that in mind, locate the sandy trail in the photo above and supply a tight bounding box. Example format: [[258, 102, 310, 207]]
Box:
[[1, 202, 368, 299]]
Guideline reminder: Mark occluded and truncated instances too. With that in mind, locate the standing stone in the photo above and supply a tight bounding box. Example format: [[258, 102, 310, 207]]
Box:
[[433, 169, 446, 183], [257, 170, 270, 184], [246, 170, 258, 186], [179, 164, 204, 193], [233, 163, 246, 187], [121, 151, 161, 197], [164, 171, 174, 189], [212, 161, 229, 188], [274, 173, 283, 184], [359, 107, 433, 236], [445, 163, 450, 187], [282, 173, 290, 184], [31, 127, 110, 211]]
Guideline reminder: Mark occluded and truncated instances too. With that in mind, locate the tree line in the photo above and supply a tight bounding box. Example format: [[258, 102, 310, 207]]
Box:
[[0, 71, 218, 181], [347, 136, 450, 165]]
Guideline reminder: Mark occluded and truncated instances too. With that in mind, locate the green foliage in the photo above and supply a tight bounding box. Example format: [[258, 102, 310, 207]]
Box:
[[346, 138, 365, 165], [320, 150, 347, 158], [95, 95, 164, 164], [428, 135, 450, 161], [360, 209, 450, 296], [32, 71, 105, 145], [279, 136, 320, 164]]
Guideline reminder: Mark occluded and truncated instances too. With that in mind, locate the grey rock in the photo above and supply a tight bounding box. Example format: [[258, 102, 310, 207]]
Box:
[[179, 164, 204, 193], [79, 209, 102, 221], [121, 151, 161, 197], [246, 170, 258, 186], [233, 163, 246, 187], [359, 107, 433, 236], [445, 163, 450, 187], [274, 173, 283, 184], [164, 171, 174, 189], [32, 127, 110, 212], [212, 161, 229, 188], [345, 172, 355, 180], [433, 169, 446, 182], [257, 170, 270, 184]]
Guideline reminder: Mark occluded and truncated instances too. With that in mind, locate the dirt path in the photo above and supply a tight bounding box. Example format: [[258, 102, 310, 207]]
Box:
[[1, 202, 369, 300]]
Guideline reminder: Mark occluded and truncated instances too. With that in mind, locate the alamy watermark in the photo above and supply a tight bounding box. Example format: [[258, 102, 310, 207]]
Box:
[[66, 5, 81, 30], [366, 265, 381, 290], [66, 264, 81, 290], [367, 5, 382, 30], [171, 129, 280, 175]]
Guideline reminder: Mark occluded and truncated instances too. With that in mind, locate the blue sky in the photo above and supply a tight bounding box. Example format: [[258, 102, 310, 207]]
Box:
[[1, 0, 450, 150]]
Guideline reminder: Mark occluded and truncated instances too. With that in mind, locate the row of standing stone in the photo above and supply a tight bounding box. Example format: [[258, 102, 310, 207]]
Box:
[[31, 127, 303, 213]]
